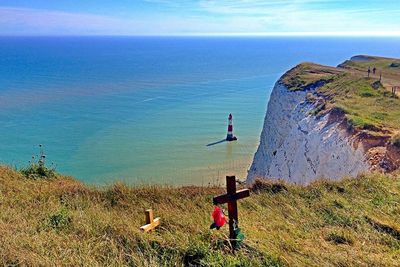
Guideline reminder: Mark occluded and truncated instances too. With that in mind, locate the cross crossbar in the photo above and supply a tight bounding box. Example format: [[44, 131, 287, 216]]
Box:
[[213, 189, 250, 205], [140, 209, 161, 232]]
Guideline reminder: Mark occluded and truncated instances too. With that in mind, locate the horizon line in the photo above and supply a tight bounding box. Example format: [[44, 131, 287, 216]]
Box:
[[1, 31, 400, 38]]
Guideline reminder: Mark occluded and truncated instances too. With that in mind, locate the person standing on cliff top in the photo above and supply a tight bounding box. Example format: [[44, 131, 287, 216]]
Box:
[[373, 67, 376, 75], [368, 67, 371, 77]]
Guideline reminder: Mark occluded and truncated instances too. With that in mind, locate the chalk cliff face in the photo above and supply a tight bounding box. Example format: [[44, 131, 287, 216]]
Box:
[[247, 82, 369, 184]]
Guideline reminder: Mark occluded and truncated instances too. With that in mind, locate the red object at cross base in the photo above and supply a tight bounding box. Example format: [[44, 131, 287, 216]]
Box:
[[211, 206, 226, 229]]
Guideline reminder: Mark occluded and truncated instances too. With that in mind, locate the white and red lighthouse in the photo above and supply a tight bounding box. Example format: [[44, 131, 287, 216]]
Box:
[[226, 113, 237, 141]]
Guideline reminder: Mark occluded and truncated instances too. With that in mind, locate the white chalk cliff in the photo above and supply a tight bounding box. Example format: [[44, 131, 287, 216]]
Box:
[[247, 82, 369, 184]]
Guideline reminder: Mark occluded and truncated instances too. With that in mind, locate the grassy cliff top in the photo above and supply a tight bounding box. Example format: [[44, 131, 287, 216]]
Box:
[[1, 166, 400, 266], [280, 56, 400, 134]]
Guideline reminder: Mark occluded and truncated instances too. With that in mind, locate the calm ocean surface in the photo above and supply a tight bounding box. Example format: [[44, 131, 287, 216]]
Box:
[[1, 37, 399, 185]]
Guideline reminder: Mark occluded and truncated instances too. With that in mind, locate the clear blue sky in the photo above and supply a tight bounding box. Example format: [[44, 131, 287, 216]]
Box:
[[1, 0, 399, 36]]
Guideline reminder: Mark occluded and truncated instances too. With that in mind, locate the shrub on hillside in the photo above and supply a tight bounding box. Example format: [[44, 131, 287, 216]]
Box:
[[390, 62, 400, 68], [391, 133, 400, 148], [46, 208, 72, 231], [251, 178, 288, 194], [326, 231, 354, 245], [20, 144, 56, 179]]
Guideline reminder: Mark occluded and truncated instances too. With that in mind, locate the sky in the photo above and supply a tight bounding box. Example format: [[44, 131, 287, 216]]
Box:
[[0, 0, 399, 36]]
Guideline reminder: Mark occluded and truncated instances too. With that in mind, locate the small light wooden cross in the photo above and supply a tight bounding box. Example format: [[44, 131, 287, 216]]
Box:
[[392, 86, 399, 96], [213, 175, 250, 248], [140, 209, 160, 232]]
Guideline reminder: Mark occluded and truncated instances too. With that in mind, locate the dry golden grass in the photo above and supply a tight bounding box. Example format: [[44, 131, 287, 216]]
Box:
[[1, 166, 400, 266]]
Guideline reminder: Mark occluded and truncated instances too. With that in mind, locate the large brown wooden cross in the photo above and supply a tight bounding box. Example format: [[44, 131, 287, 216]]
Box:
[[213, 175, 250, 247]]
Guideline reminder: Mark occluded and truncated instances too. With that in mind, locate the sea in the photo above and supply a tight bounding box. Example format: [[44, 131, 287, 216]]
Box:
[[1, 36, 399, 185]]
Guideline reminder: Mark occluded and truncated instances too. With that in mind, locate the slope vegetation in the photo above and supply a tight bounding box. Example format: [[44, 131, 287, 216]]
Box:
[[1, 166, 400, 266]]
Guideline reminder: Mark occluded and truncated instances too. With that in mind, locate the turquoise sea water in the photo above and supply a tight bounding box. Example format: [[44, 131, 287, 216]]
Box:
[[1, 37, 399, 185]]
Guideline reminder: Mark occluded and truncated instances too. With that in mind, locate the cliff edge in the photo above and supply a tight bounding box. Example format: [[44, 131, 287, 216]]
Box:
[[248, 56, 400, 183]]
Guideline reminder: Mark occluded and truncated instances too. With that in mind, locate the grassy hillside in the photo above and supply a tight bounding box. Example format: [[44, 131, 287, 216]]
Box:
[[1, 166, 400, 266], [280, 56, 400, 135]]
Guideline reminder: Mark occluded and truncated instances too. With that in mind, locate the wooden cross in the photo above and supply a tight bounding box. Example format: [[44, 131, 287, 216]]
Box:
[[140, 209, 160, 232], [213, 176, 250, 248]]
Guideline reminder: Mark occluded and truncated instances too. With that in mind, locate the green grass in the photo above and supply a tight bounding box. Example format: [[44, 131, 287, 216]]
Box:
[[318, 75, 400, 132], [346, 115, 377, 131], [1, 166, 400, 266]]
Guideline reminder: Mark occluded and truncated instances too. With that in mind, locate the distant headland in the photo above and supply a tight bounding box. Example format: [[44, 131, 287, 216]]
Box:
[[248, 55, 400, 183]]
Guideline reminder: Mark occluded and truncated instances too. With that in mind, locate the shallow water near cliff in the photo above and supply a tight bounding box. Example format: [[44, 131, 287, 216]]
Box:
[[1, 37, 399, 185]]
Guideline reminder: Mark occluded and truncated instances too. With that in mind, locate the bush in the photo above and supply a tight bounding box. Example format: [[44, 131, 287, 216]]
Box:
[[371, 112, 388, 121], [46, 208, 72, 231], [359, 84, 379, 97], [251, 179, 288, 194], [183, 243, 208, 266], [390, 62, 400, 68], [391, 133, 400, 148], [326, 231, 354, 245], [309, 103, 326, 116], [20, 144, 56, 179], [360, 91, 375, 97]]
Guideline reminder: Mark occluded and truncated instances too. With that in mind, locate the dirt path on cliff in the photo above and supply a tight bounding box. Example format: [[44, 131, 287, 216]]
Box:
[[340, 66, 400, 96]]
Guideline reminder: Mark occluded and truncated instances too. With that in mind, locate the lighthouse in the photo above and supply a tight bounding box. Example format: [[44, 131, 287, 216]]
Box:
[[226, 113, 237, 141]]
